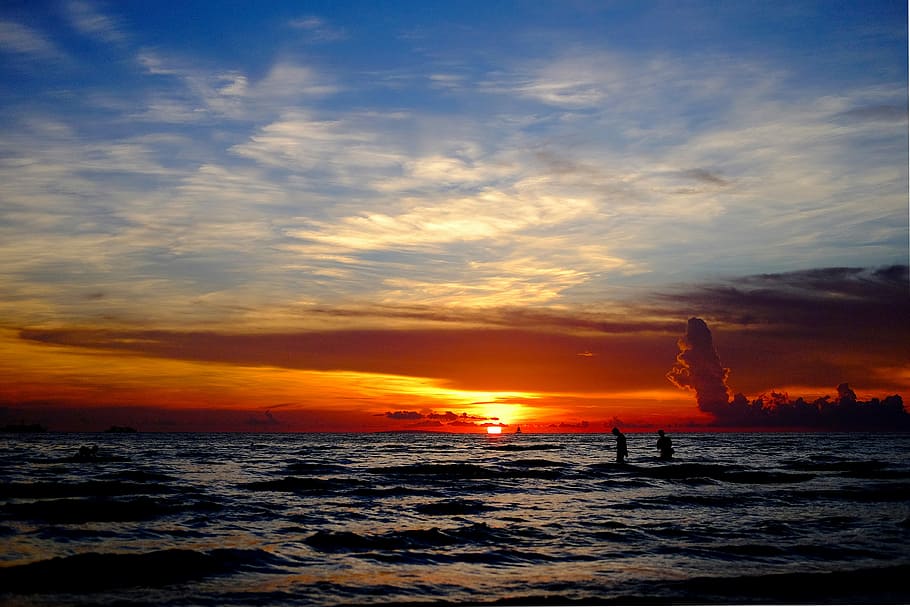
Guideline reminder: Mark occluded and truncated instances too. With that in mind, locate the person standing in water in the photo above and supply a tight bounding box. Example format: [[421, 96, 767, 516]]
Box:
[[611, 427, 628, 463], [656, 429, 674, 460]]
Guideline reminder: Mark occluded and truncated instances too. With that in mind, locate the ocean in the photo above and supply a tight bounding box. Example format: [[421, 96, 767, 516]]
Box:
[[1, 431, 909, 605]]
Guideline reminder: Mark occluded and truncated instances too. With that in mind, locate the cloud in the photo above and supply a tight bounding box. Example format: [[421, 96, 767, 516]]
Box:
[[286, 186, 595, 256], [288, 16, 346, 42], [723, 385, 909, 430], [653, 266, 910, 395], [382, 409, 493, 428], [834, 104, 908, 123], [246, 409, 282, 427], [666, 316, 910, 429], [65, 0, 127, 45], [500, 54, 616, 108], [666, 318, 732, 415], [679, 168, 729, 186], [659, 266, 910, 343], [385, 410, 423, 420], [0, 21, 65, 61]]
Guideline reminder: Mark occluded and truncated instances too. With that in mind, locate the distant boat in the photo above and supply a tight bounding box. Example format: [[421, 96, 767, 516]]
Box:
[[104, 425, 138, 433], [515, 426, 522, 434]]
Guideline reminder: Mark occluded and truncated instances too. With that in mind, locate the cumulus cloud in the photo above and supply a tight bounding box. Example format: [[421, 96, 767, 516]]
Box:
[[667, 316, 910, 429], [666, 317, 732, 415]]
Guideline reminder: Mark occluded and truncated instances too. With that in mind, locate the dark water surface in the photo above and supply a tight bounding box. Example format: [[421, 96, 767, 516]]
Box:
[[1, 432, 909, 605]]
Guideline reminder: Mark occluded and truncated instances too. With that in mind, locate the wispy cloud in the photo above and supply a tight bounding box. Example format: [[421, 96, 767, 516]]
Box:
[[65, 0, 127, 45], [288, 16, 346, 43], [0, 20, 65, 61]]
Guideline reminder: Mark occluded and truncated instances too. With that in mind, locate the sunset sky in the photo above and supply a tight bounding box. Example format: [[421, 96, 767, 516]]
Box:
[[1, 1, 907, 432]]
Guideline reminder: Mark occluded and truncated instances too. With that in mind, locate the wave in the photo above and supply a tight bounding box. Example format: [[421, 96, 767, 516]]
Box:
[[782, 459, 888, 472], [239, 476, 366, 493], [26, 455, 132, 465], [791, 483, 910, 502], [368, 463, 561, 480], [305, 522, 515, 555], [588, 463, 814, 484], [782, 459, 910, 478], [347, 485, 444, 498], [0, 548, 284, 594], [502, 459, 567, 468], [0, 480, 176, 499], [414, 498, 491, 516], [486, 443, 565, 451], [2, 495, 222, 523], [284, 462, 350, 475], [665, 563, 910, 603], [99, 469, 178, 483]]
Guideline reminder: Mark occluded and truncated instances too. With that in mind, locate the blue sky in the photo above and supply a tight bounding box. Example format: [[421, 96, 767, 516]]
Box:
[[0, 1, 908, 432], [0, 0, 907, 330]]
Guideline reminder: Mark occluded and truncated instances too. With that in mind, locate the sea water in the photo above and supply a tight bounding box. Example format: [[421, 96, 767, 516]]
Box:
[[1, 431, 909, 605]]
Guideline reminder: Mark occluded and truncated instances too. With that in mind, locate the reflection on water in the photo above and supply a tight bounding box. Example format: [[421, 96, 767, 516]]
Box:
[[1, 432, 909, 604]]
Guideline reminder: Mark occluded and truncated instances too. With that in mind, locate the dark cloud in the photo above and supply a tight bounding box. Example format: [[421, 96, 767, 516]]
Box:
[[722, 385, 908, 430], [656, 265, 910, 393], [246, 409, 281, 427], [384, 411, 423, 420], [680, 168, 728, 186], [382, 409, 493, 428], [666, 317, 732, 415], [667, 317, 910, 430], [660, 266, 909, 332], [14, 265, 909, 402]]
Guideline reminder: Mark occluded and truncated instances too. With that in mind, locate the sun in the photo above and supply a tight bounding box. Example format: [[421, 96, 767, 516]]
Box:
[[486, 426, 502, 434]]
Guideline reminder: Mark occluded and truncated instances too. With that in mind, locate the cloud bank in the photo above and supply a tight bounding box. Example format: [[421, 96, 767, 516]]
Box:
[[667, 316, 909, 430]]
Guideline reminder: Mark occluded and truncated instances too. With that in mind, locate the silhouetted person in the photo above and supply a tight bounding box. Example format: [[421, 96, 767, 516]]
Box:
[[656, 430, 674, 460], [611, 427, 628, 463]]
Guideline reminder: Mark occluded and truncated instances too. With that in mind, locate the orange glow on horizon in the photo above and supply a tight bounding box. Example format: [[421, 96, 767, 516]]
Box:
[[8, 326, 892, 433], [4, 328, 692, 431]]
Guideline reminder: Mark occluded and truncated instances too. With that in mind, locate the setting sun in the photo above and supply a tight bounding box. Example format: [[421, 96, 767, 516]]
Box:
[[486, 426, 502, 434]]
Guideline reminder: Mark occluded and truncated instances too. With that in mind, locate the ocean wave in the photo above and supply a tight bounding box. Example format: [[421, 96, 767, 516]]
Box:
[[368, 462, 561, 480], [501, 458, 567, 468], [347, 485, 444, 498], [239, 476, 366, 493], [413, 498, 491, 515], [4, 432, 909, 605], [0, 548, 285, 594], [782, 459, 888, 472], [666, 563, 910, 603], [486, 443, 565, 451], [284, 462, 350, 475], [0, 480, 176, 499], [2, 495, 223, 523], [793, 483, 910, 502], [586, 463, 814, 484], [305, 522, 515, 555], [98, 469, 178, 483]]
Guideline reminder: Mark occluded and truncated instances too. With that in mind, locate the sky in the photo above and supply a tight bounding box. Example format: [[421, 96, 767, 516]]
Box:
[[0, 0, 908, 433]]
